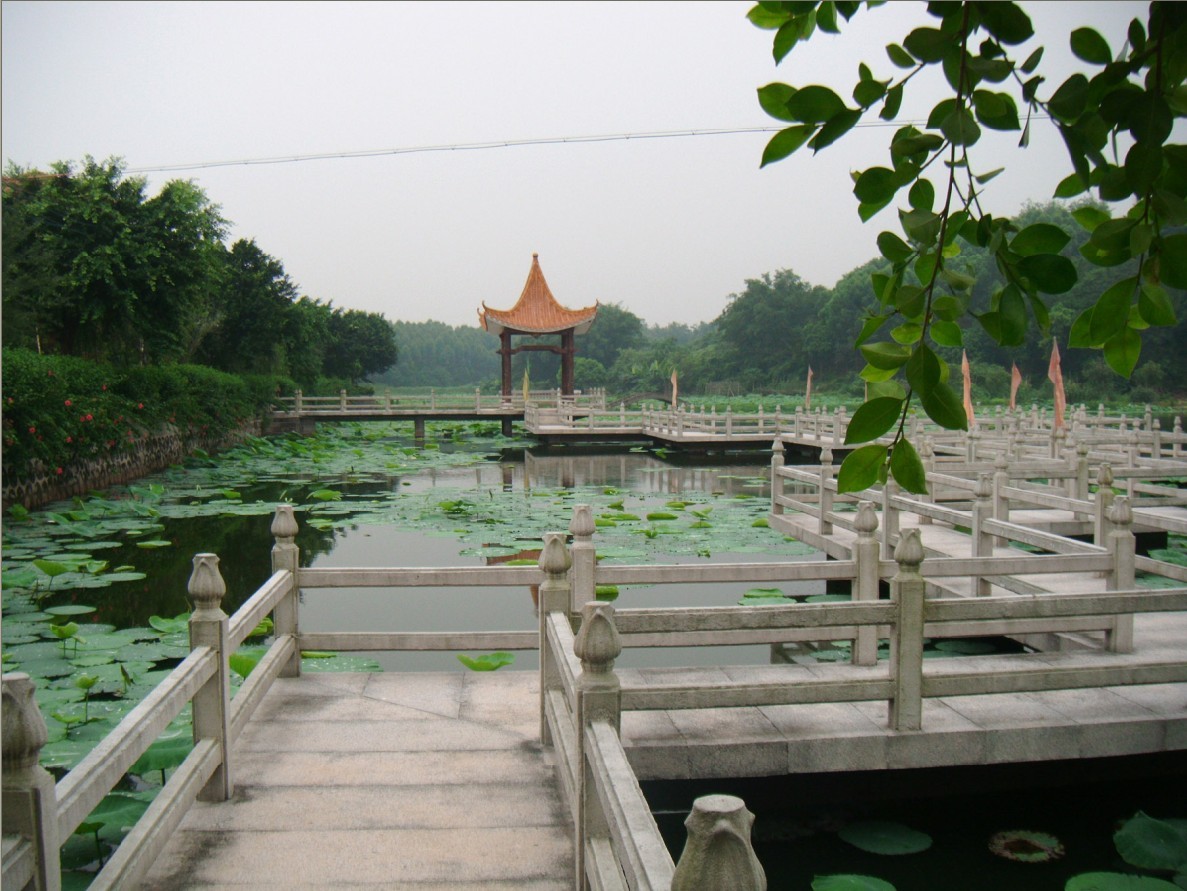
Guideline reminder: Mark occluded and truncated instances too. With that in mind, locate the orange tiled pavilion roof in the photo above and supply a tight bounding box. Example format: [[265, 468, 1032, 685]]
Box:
[[479, 253, 598, 336]]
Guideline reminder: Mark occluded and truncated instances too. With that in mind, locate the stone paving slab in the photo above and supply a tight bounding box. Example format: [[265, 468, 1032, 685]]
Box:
[[140, 672, 571, 890]]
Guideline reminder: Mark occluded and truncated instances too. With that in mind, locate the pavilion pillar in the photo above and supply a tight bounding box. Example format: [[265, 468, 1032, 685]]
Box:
[[500, 330, 513, 399], [560, 329, 575, 395]]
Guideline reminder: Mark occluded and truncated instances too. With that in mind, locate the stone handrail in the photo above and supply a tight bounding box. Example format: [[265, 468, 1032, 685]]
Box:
[[537, 534, 765, 890], [273, 387, 608, 416]]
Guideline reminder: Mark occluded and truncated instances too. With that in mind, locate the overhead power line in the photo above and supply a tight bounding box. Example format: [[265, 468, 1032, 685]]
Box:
[[121, 120, 929, 175]]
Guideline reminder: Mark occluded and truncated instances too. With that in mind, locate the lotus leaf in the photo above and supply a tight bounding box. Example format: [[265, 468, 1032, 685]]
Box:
[[838, 821, 933, 855], [1065, 874, 1180, 890], [813, 877, 897, 891], [457, 651, 515, 671], [1115, 813, 1187, 872]]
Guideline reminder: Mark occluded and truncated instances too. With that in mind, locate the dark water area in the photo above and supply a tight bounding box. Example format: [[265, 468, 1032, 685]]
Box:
[[649, 753, 1187, 890]]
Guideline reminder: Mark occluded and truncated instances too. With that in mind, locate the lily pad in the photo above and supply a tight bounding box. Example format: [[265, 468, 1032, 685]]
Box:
[[456, 651, 515, 671], [838, 821, 933, 855], [813, 877, 897, 891], [1064, 874, 1180, 890], [1114, 812, 1187, 872]]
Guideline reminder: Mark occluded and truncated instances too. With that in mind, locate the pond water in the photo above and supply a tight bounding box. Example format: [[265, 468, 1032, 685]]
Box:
[[3, 421, 1183, 889]]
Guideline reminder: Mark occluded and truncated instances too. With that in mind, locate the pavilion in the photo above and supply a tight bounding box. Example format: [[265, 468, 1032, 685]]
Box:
[[479, 253, 598, 399]]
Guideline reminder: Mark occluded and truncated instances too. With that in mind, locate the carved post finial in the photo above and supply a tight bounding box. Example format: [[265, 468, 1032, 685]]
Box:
[[893, 527, 925, 570], [539, 531, 572, 577], [574, 601, 622, 673], [855, 500, 878, 538], [671, 795, 766, 891], [189, 553, 226, 614], [2, 673, 48, 772], [271, 503, 298, 541]]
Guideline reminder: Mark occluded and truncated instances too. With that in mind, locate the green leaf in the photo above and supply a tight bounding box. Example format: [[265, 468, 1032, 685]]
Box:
[[1070, 27, 1112, 65], [1090, 278, 1138, 345], [930, 320, 963, 347], [1104, 327, 1141, 378], [886, 43, 915, 68], [839, 820, 933, 855], [837, 444, 887, 494], [1114, 812, 1187, 872], [34, 560, 71, 579], [758, 83, 798, 122], [810, 108, 861, 152], [845, 397, 904, 444], [1064, 873, 1180, 890], [1072, 205, 1110, 232], [860, 342, 911, 370], [456, 652, 515, 672], [1054, 172, 1089, 198], [905, 343, 942, 391], [786, 85, 846, 124], [1125, 141, 1163, 195], [1069, 308, 1098, 348], [976, 2, 1033, 44], [1018, 254, 1077, 294], [1011, 223, 1071, 257], [918, 379, 968, 430], [854, 167, 898, 205], [890, 322, 923, 344], [903, 27, 948, 63], [853, 78, 886, 108], [1158, 233, 1187, 289], [309, 489, 342, 501], [877, 231, 913, 265], [889, 437, 927, 494], [880, 83, 903, 120], [1138, 283, 1177, 326], [908, 179, 934, 211], [761, 125, 814, 167], [1049, 74, 1089, 122], [940, 107, 981, 147], [812, 876, 897, 891]]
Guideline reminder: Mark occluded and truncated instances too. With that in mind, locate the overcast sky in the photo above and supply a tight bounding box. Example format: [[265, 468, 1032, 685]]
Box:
[[2, 0, 1150, 329]]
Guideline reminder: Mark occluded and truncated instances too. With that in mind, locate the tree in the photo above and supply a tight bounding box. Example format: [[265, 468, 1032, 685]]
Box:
[[322, 307, 398, 383], [579, 302, 647, 370], [752, 1, 1185, 493]]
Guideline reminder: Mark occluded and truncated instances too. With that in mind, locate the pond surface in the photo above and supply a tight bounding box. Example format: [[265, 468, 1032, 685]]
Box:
[[4, 421, 1183, 890]]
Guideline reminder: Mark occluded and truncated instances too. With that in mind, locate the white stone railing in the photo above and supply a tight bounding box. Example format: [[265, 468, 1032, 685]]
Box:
[[2, 505, 303, 891], [537, 532, 765, 890], [273, 387, 608, 415]]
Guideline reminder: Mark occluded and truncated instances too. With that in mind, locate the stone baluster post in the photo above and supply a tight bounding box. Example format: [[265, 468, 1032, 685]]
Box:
[[574, 601, 623, 889], [475, 387, 481, 410], [726, 407, 734, 438], [1144, 404, 1153, 432], [671, 795, 766, 891], [795, 406, 803, 436], [294, 389, 303, 414], [1152, 419, 1162, 459], [992, 453, 1010, 548], [189, 554, 232, 801], [677, 407, 686, 437], [430, 388, 437, 410], [890, 529, 926, 732], [880, 478, 900, 561], [757, 404, 765, 434], [972, 472, 993, 596], [2, 672, 61, 891], [775, 404, 783, 434], [270, 505, 301, 677], [569, 505, 596, 613], [619, 402, 626, 426], [1093, 463, 1115, 555], [918, 437, 935, 525], [853, 501, 880, 666], [770, 440, 785, 516], [1107, 497, 1135, 653], [1174, 417, 1183, 458], [1074, 440, 1090, 500], [965, 428, 978, 463], [538, 532, 571, 746], [338, 389, 347, 411], [819, 447, 834, 535]]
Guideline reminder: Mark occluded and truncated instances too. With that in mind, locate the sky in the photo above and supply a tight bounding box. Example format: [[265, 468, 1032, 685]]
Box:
[[2, 0, 1151, 329]]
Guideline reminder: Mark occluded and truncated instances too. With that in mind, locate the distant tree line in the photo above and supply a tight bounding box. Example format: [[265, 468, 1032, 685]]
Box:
[[2, 157, 397, 391], [382, 203, 1186, 405]]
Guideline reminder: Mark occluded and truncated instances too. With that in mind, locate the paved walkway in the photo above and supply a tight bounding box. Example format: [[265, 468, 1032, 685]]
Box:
[[142, 672, 571, 890]]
